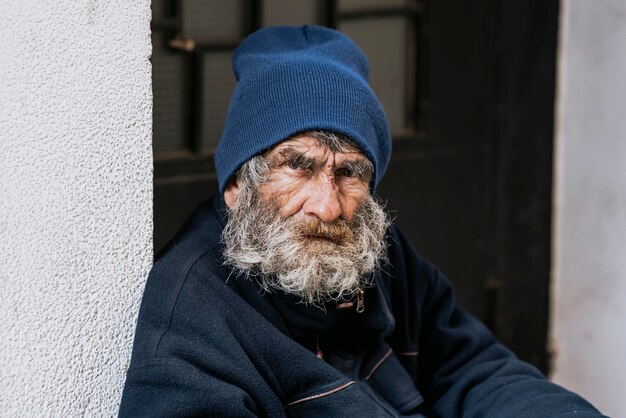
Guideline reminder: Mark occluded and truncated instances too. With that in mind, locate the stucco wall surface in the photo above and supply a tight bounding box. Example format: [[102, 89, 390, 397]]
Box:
[[552, 1, 626, 417], [0, 0, 152, 416]]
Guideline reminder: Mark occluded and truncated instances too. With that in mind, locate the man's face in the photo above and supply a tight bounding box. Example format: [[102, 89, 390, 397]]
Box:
[[257, 134, 372, 223], [223, 133, 388, 305]]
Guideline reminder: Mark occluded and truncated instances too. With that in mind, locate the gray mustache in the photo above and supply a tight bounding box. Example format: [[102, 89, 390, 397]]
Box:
[[293, 220, 353, 244]]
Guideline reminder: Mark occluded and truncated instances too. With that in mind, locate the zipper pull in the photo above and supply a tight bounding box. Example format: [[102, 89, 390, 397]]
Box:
[[356, 287, 365, 313]]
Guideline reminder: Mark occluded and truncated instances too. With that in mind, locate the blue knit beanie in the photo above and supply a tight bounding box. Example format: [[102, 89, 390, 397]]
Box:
[[215, 25, 392, 192]]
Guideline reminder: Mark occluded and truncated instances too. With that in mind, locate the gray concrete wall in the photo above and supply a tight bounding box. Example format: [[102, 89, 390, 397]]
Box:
[[0, 0, 153, 415]]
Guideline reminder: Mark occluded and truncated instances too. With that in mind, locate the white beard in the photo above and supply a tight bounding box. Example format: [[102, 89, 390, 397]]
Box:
[[222, 185, 390, 306]]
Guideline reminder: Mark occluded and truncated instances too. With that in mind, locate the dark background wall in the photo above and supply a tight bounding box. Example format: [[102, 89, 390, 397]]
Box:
[[151, 0, 559, 373]]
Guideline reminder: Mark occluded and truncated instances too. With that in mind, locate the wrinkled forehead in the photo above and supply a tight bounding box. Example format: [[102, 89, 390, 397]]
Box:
[[265, 132, 369, 161]]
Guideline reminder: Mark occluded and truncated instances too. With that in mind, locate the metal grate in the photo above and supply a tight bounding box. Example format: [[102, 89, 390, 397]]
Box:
[[182, 0, 244, 44], [338, 0, 411, 12], [152, 46, 188, 153], [200, 52, 237, 150], [151, 0, 426, 164], [262, 0, 323, 27]]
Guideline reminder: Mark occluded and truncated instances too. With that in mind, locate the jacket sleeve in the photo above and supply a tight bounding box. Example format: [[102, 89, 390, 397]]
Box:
[[388, 226, 605, 418], [118, 357, 259, 418]]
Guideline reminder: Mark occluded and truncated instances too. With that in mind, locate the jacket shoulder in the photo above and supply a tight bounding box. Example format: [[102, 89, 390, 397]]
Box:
[[130, 198, 229, 359], [384, 224, 439, 298]]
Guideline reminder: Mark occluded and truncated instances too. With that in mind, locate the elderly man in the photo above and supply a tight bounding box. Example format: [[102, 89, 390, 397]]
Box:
[[119, 26, 603, 417]]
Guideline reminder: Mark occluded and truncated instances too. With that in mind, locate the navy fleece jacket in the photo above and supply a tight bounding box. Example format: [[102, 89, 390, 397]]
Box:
[[119, 197, 604, 417]]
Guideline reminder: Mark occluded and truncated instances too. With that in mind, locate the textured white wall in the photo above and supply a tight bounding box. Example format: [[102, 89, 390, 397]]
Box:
[[0, 0, 152, 416], [551, 1, 626, 417]]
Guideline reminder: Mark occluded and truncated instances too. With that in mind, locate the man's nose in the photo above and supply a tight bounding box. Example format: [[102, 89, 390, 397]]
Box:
[[303, 177, 342, 223]]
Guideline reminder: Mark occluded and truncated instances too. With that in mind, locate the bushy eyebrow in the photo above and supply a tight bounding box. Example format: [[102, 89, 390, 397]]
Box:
[[273, 148, 320, 170], [270, 146, 372, 180], [338, 159, 373, 181]]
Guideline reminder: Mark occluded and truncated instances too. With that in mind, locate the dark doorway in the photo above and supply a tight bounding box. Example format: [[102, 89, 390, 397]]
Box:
[[151, 0, 559, 374]]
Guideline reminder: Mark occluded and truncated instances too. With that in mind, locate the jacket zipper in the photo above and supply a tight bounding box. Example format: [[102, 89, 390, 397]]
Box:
[[317, 287, 365, 360], [356, 287, 365, 313]]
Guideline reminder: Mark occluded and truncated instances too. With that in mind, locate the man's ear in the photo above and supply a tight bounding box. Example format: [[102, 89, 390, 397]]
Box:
[[223, 177, 240, 209]]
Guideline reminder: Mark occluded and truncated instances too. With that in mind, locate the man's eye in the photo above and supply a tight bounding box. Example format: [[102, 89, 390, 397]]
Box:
[[340, 168, 355, 177], [286, 159, 311, 171], [287, 160, 302, 170]]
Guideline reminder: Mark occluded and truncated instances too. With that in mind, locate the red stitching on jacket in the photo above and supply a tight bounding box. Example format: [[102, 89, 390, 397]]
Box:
[[285, 381, 356, 408], [365, 348, 393, 380]]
